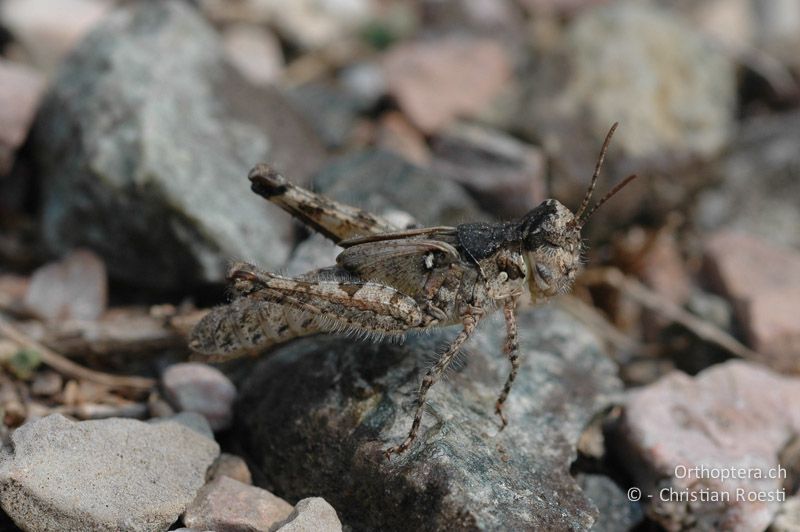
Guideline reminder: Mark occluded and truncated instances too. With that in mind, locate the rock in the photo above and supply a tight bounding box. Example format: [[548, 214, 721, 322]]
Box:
[[162, 363, 237, 432], [0, 0, 111, 71], [612, 361, 800, 531], [236, 304, 622, 530], [754, 0, 800, 71], [0, 59, 46, 174], [0, 413, 219, 531], [23, 249, 107, 321], [421, 0, 525, 37], [30, 371, 63, 397], [772, 496, 800, 532], [704, 231, 800, 372], [383, 37, 512, 133], [287, 83, 366, 150], [614, 226, 691, 307], [521, 3, 735, 222], [339, 62, 387, 109], [576, 474, 643, 532], [375, 111, 430, 166], [222, 24, 284, 86], [183, 476, 293, 531], [275, 497, 341, 532], [312, 149, 487, 227], [284, 234, 341, 277], [208, 453, 253, 485], [430, 122, 546, 219], [201, 0, 373, 49], [695, 111, 800, 250], [31, 1, 325, 288], [158, 412, 217, 441]]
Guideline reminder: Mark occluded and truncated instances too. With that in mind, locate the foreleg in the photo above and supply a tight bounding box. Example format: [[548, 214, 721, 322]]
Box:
[[248, 164, 398, 243]]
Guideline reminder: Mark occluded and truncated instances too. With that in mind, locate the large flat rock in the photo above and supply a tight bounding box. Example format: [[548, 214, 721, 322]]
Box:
[[0, 413, 220, 531], [236, 304, 621, 530]]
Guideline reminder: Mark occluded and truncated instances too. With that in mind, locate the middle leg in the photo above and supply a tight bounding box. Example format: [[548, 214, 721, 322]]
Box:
[[495, 296, 520, 429]]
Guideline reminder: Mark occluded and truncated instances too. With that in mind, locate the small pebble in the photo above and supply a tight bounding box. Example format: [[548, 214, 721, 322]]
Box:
[[162, 363, 236, 431]]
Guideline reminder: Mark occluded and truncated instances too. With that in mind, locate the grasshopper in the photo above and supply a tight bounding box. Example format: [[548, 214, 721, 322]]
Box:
[[189, 123, 636, 458]]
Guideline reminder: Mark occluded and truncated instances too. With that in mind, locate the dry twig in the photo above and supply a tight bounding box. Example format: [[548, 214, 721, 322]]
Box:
[[579, 267, 760, 361], [0, 317, 155, 391]]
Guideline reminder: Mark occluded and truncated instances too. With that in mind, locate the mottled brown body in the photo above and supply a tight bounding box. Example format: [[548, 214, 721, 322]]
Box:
[[189, 125, 636, 457]]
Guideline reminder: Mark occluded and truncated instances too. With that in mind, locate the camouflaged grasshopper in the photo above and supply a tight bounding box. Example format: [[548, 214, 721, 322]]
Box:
[[189, 123, 636, 458]]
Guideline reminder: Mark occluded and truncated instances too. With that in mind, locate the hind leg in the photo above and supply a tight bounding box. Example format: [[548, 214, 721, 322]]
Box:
[[248, 164, 398, 243], [384, 307, 484, 459]]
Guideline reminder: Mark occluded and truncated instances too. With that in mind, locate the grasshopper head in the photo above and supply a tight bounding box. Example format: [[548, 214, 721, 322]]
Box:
[[518, 123, 637, 300], [519, 199, 582, 299]]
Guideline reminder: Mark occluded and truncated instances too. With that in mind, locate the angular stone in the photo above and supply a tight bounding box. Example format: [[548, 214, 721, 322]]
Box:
[[237, 304, 621, 530], [183, 476, 293, 531], [696, 111, 800, 250], [312, 149, 486, 227], [0, 59, 45, 174], [162, 363, 237, 432], [275, 497, 341, 532], [23, 249, 107, 321], [521, 3, 735, 222], [31, 1, 325, 288], [430, 122, 546, 219], [375, 111, 430, 166], [288, 83, 366, 150], [0, 0, 111, 71], [0, 414, 219, 531], [284, 234, 341, 278], [208, 453, 252, 485], [772, 496, 800, 532], [383, 37, 512, 133], [576, 474, 643, 532], [613, 361, 800, 531], [704, 231, 800, 372], [222, 24, 284, 86]]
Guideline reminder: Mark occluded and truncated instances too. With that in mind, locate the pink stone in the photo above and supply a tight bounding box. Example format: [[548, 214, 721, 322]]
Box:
[[383, 37, 511, 133]]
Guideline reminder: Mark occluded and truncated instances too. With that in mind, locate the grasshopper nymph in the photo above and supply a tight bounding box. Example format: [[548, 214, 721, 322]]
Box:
[[189, 123, 636, 458]]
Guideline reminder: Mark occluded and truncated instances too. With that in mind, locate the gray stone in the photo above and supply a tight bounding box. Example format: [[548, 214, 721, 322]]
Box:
[[183, 476, 293, 532], [275, 497, 341, 532], [162, 363, 237, 432], [313, 149, 487, 227], [430, 122, 546, 219], [237, 304, 622, 530], [0, 413, 220, 531], [284, 234, 341, 278], [771, 496, 800, 532], [31, 1, 325, 288], [695, 111, 800, 250], [520, 3, 735, 226], [576, 474, 643, 532], [287, 83, 366, 150]]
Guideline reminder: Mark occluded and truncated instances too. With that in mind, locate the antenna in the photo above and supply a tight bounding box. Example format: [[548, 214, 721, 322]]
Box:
[[574, 122, 618, 220], [576, 174, 638, 229]]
